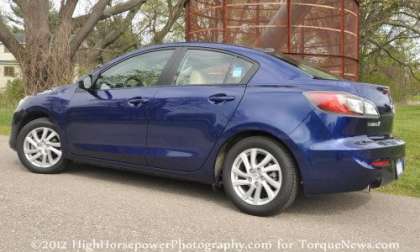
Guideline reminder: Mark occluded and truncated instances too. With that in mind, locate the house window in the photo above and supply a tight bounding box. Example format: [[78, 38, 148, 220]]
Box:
[[4, 66, 15, 77]]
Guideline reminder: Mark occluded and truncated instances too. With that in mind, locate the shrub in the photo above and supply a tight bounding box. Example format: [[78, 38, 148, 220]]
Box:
[[0, 79, 25, 109]]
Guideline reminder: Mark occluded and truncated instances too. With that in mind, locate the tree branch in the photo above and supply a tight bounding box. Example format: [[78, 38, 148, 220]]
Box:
[[101, 0, 146, 18], [368, 38, 420, 81], [70, 0, 110, 58], [73, 0, 146, 25], [384, 21, 420, 35], [0, 16, 24, 58], [152, 0, 187, 43], [11, 0, 25, 11], [97, 8, 139, 49], [59, 0, 79, 22], [89, 7, 140, 62], [366, 34, 420, 57]]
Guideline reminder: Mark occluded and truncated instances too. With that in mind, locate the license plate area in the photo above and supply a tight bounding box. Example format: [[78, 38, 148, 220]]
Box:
[[396, 159, 404, 178]]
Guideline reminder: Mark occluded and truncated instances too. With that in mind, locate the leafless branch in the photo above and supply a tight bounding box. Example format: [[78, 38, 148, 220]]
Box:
[[70, 0, 110, 58], [73, 0, 146, 24], [59, 0, 79, 22], [152, 0, 187, 43], [368, 38, 420, 81], [0, 18, 23, 58], [88, 7, 140, 62]]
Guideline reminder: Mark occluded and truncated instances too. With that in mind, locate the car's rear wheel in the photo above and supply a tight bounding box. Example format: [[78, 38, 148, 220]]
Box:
[[17, 118, 68, 173], [223, 136, 298, 216]]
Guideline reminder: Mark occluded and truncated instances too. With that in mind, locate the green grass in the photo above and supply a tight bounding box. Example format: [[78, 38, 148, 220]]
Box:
[[0, 103, 419, 197], [411, 95, 420, 102], [379, 105, 420, 197], [407, 95, 420, 105], [0, 106, 13, 135]]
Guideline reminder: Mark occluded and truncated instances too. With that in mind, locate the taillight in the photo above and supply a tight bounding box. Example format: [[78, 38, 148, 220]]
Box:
[[371, 159, 391, 168], [304, 91, 379, 118]]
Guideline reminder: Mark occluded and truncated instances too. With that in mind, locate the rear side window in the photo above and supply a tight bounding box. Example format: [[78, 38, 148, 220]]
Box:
[[175, 50, 253, 86]]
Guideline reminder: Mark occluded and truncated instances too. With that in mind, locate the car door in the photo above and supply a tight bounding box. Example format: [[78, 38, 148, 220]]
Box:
[[146, 48, 257, 172], [66, 49, 176, 165]]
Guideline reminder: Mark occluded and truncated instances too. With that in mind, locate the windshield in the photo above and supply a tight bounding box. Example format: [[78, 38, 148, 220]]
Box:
[[270, 52, 339, 80]]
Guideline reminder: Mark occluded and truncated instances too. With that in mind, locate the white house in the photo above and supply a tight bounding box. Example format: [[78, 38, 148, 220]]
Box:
[[0, 34, 23, 91]]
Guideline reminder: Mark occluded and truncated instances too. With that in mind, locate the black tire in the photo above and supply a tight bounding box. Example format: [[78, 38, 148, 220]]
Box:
[[16, 118, 68, 174], [223, 136, 298, 216]]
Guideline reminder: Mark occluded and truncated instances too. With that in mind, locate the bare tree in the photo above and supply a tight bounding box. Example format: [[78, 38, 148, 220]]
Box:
[[360, 0, 420, 79], [83, 6, 141, 69], [82, 0, 187, 70], [0, 0, 146, 94], [150, 0, 187, 43], [136, 0, 187, 45]]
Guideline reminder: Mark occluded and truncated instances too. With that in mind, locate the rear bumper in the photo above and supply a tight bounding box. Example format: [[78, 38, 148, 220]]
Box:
[[301, 136, 405, 195]]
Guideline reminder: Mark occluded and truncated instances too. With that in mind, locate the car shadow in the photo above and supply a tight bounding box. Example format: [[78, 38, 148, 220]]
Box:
[[285, 192, 372, 216], [65, 162, 235, 209], [65, 163, 372, 216]]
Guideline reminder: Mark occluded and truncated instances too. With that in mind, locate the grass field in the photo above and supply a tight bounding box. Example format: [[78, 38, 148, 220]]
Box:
[[379, 105, 420, 197], [0, 106, 13, 135], [0, 104, 419, 197]]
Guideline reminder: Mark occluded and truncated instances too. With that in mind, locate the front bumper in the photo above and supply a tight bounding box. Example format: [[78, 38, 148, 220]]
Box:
[[301, 136, 405, 194], [9, 110, 25, 151]]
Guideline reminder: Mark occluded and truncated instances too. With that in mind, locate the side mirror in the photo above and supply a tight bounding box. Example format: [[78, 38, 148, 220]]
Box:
[[79, 75, 93, 90]]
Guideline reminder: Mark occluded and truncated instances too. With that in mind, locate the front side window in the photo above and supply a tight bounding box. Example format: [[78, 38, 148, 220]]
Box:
[[175, 50, 253, 85], [96, 50, 174, 90]]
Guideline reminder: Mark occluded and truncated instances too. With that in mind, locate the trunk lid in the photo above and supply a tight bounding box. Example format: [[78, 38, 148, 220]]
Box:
[[352, 82, 395, 138]]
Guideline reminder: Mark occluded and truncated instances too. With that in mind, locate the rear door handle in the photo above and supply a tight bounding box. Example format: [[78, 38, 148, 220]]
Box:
[[208, 94, 236, 104], [127, 97, 149, 107]]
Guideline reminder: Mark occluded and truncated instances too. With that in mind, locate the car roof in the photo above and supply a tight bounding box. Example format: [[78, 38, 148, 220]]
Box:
[[98, 42, 266, 69], [137, 42, 262, 52]]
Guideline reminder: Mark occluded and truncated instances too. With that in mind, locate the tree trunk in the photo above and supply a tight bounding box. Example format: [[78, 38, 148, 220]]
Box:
[[19, 49, 75, 95], [16, 0, 76, 95], [0, 0, 148, 94]]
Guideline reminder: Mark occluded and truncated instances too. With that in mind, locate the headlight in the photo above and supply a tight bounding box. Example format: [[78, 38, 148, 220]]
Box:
[[15, 96, 29, 111], [38, 89, 53, 95]]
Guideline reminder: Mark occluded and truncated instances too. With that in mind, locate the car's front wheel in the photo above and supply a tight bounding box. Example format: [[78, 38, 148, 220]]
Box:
[[17, 118, 68, 174], [223, 136, 298, 216]]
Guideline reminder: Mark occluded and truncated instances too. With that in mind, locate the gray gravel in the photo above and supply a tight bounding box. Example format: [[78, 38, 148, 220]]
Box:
[[0, 135, 419, 252]]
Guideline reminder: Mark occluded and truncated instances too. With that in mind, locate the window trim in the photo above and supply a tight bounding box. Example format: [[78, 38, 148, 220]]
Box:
[[76, 46, 260, 93]]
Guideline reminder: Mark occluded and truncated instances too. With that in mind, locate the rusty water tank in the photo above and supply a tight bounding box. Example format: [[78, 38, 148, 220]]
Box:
[[185, 0, 360, 80]]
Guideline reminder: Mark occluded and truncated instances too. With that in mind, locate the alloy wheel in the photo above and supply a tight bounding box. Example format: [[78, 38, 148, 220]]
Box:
[[231, 148, 282, 206], [23, 127, 62, 168]]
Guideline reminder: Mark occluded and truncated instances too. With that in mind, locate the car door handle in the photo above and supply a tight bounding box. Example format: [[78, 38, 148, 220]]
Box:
[[208, 94, 236, 104], [127, 97, 149, 107]]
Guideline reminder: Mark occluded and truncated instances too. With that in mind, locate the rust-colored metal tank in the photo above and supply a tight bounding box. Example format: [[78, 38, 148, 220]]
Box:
[[185, 0, 360, 80]]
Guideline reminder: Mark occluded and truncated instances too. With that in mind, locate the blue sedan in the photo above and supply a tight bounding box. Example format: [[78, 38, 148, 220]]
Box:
[[9, 43, 405, 216]]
